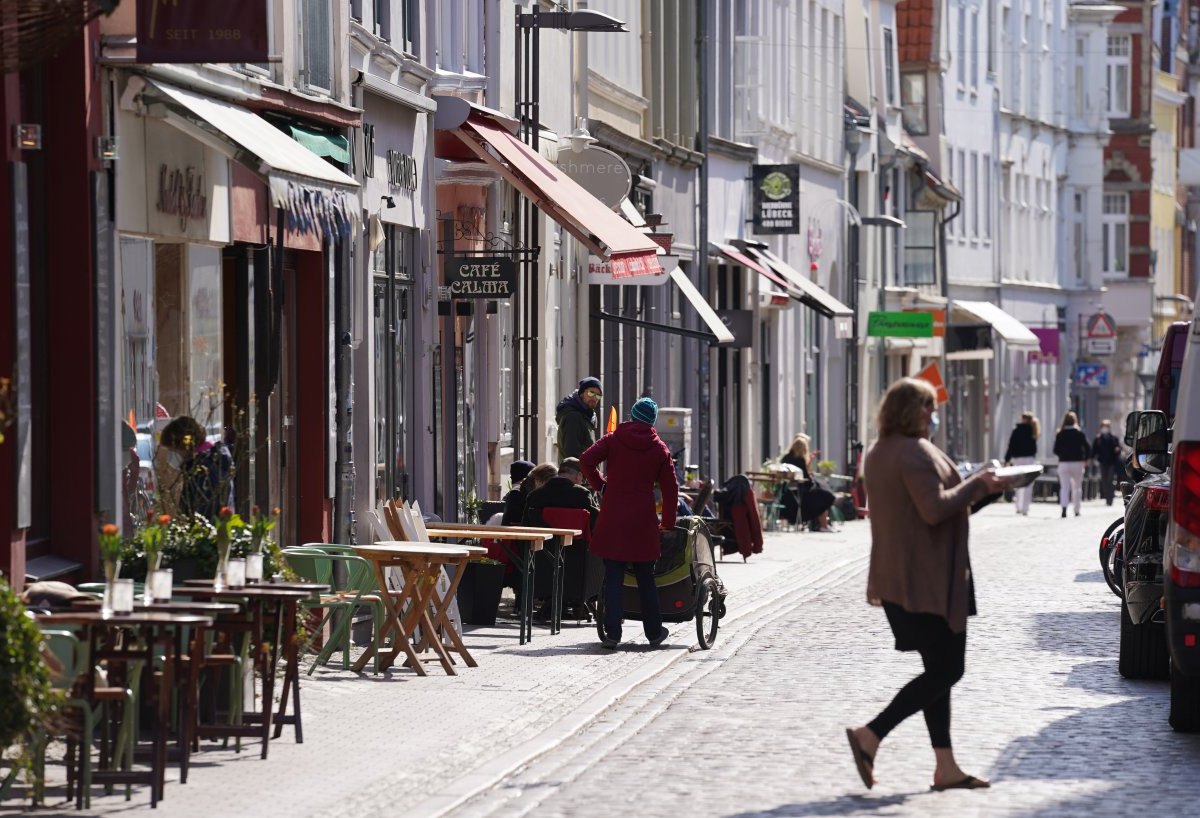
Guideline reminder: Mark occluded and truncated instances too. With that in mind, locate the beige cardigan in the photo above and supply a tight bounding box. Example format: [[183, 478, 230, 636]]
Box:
[[863, 435, 990, 633]]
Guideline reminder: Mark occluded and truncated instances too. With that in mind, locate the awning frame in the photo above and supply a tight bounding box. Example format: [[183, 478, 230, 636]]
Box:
[[952, 300, 1040, 347], [737, 244, 853, 319]]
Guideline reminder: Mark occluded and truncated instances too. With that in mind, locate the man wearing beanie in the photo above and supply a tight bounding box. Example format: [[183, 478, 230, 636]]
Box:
[[501, 460, 536, 526], [556, 376, 604, 460], [580, 396, 678, 648]]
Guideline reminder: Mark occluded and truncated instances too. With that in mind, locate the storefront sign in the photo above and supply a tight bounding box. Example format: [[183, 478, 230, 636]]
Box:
[[156, 164, 208, 232], [867, 311, 934, 338], [751, 164, 800, 234], [1028, 328, 1060, 363], [387, 150, 418, 191], [444, 256, 517, 298], [715, 309, 753, 349], [557, 146, 632, 210], [137, 0, 270, 64]]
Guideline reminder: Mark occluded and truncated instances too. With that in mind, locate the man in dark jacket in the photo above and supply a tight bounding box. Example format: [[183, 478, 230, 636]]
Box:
[[525, 458, 602, 620], [556, 377, 603, 460], [1092, 419, 1123, 506]]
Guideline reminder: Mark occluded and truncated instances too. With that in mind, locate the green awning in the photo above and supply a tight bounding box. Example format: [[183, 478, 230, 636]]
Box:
[[288, 123, 350, 163]]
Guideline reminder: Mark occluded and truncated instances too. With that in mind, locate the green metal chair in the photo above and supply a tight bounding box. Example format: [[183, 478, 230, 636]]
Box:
[[32, 628, 135, 809], [282, 548, 383, 674]]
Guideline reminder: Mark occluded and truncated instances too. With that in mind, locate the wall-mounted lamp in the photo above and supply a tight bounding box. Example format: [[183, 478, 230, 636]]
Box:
[[96, 135, 119, 162], [381, 195, 396, 209], [567, 117, 597, 153], [14, 124, 41, 151]]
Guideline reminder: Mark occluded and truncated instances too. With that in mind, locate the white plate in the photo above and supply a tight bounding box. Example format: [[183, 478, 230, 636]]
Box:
[[993, 464, 1044, 488]]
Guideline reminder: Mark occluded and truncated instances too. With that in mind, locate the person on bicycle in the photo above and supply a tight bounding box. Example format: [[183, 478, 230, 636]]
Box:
[[580, 397, 678, 649]]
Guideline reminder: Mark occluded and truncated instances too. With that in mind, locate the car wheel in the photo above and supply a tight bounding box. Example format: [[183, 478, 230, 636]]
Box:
[[1170, 657, 1200, 732], [1118, 599, 1170, 680]]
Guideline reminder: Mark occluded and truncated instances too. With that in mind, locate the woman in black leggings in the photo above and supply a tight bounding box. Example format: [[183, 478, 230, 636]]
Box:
[[845, 377, 1008, 791]]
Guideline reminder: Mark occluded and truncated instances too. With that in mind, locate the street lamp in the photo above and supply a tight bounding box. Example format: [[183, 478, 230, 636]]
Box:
[[512, 5, 628, 460]]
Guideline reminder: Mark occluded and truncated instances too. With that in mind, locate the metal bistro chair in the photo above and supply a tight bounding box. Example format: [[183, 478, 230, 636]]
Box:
[[282, 547, 384, 674], [33, 628, 135, 809]]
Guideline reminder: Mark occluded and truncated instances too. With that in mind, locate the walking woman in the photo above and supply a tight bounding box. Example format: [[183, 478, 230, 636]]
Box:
[[1004, 411, 1040, 516], [580, 397, 678, 648], [846, 377, 1008, 791], [1052, 411, 1090, 518]]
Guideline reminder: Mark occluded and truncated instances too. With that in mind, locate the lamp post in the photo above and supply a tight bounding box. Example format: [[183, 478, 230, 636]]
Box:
[[513, 4, 627, 461], [843, 117, 863, 474]]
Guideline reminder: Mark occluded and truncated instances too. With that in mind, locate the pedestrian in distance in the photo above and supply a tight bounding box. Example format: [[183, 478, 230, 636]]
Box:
[[159, 415, 234, 522], [1091, 419, 1123, 507], [1053, 411, 1091, 518], [1003, 411, 1040, 516], [580, 397, 678, 649], [846, 377, 1010, 792], [556, 376, 603, 461]]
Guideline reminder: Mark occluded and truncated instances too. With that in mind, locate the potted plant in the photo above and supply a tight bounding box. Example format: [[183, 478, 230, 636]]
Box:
[[97, 523, 124, 617], [212, 506, 244, 590], [0, 580, 63, 801], [457, 558, 507, 627], [245, 505, 280, 583]]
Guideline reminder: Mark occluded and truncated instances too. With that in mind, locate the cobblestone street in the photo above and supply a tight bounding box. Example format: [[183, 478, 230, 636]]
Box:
[[18, 499, 1199, 818]]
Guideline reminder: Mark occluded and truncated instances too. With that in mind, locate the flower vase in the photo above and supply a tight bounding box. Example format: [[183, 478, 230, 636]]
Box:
[[143, 553, 163, 604], [101, 559, 122, 618], [213, 551, 229, 591]]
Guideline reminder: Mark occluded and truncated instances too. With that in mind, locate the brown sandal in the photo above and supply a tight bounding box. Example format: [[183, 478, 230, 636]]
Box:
[[845, 728, 875, 789]]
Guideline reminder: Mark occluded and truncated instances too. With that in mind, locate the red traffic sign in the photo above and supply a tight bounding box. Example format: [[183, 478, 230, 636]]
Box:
[[1087, 312, 1117, 339]]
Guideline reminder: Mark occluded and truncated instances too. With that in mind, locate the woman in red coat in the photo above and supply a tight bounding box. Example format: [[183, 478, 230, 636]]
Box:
[[580, 397, 678, 648]]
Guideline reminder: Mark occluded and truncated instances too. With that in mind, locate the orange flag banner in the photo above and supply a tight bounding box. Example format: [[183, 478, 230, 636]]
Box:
[[128, 409, 137, 430], [915, 362, 949, 405], [607, 405, 618, 434]]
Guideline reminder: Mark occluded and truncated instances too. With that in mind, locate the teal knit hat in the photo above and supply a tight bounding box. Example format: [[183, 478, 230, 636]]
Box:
[[630, 397, 658, 424]]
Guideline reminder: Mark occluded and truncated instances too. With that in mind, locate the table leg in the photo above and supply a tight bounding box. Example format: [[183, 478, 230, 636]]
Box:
[[409, 566, 456, 676], [256, 602, 274, 760], [180, 626, 202, 784], [377, 561, 429, 676], [273, 600, 303, 742], [426, 558, 477, 668], [352, 561, 396, 673]]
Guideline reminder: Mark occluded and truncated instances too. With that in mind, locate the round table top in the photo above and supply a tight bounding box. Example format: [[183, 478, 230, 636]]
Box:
[[177, 585, 315, 600], [183, 578, 329, 593], [71, 599, 241, 614], [425, 527, 554, 540], [37, 610, 214, 627], [355, 542, 472, 558]]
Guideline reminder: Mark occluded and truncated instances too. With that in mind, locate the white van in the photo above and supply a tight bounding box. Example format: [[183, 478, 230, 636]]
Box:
[[1150, 313, 1200, 730]]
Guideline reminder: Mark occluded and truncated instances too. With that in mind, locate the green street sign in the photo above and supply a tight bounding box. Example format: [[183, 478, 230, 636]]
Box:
[[867, 311, 934, 338]]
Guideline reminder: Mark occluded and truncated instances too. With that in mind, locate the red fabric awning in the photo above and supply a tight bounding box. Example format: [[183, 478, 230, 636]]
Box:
[[445, 114, 662, 278], [712, 241, 796, 295]]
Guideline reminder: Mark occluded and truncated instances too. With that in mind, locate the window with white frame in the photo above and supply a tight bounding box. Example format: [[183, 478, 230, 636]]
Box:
[[1074, 37, 1085, 119], [901, 72, 928, 134], [1101, 192, 1128, 274], [438, 0, 482, 74], [1073, 192, 1085, 282], [959, 150, 967, 237], [970, 10, 979, 89], [983, 154, 992, 239], [1107, 35, 1131, 117], [957, 5, 966, 87], [300, 0, 332, 91], [734, 0, 764, 136], [883, 28, 896, 105], [987, 0, 996, 74]]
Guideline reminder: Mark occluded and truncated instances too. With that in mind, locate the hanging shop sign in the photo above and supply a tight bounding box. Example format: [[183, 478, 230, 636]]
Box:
[[137, 0, 270, 64], [867, 311, 934, 338], [387, 150, 418, 191], [751, 164, 800, 234], [557, 146, 632, 210], [444, 256, 517, 299]]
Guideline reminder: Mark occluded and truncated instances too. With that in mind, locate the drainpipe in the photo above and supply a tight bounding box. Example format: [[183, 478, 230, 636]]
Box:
[[942, 198, 962, 460], [696, 0, 711, 478]]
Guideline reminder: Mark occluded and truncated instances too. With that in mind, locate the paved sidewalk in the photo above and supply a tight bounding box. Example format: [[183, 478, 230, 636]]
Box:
[[19, 519, 870, 817]]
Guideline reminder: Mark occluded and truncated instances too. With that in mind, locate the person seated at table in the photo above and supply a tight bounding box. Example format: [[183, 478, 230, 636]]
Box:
[[524, 458, 602, 621], [780, 433, 835, 532], [500, 462, 557, 611], [499, 459, 536, 526], [160, 415, 234, 522]]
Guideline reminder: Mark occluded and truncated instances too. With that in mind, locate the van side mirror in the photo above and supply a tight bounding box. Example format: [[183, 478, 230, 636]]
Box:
[[1133, 410, 1170, 474], [1124, 411, 1139, 447]]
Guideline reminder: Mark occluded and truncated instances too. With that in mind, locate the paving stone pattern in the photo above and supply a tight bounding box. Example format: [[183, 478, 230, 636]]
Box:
[[26, 500, 1197, 818]]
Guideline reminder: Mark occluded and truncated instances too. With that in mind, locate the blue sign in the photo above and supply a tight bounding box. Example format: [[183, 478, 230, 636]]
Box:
[[1075, 363, 1109, 387]]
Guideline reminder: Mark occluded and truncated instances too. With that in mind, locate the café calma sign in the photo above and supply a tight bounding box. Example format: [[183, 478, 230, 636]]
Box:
[[444, 256, 517, 299]]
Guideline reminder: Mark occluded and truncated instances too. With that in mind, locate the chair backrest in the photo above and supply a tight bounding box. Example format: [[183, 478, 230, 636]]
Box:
[[39, 629, 86, 690], [539, 507, 591, 543], [283, 551, 334, 586], [363, 508, 394, 542]]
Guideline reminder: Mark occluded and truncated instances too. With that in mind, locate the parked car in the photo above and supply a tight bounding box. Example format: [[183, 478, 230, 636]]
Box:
[[1116, 466, 1171, 679], [1132, 314, 1200, 730]]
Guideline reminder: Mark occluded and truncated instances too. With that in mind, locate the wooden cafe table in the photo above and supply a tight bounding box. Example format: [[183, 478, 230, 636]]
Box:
[[177, 582, 321, 754], [423, 525, 562, 643], [36, 610, 214, 807], [68, 599, 241, 784], [351, 542, 473, 676]]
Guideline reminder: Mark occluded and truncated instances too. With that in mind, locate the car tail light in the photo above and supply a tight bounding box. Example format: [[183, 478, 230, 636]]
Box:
[[1169, 442, 1200, 588], [1146, 485, 1171, 513]]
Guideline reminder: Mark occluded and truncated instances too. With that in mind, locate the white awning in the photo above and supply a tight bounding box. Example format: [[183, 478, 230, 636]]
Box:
[[670, 267, 735, 344], [741, 246, 853, 319], [124, 76, 359, 240], [952, 300, 1039, 346]]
